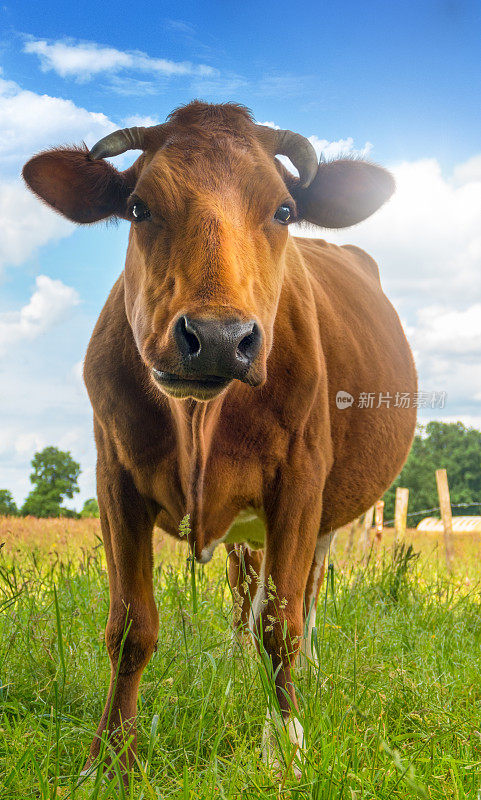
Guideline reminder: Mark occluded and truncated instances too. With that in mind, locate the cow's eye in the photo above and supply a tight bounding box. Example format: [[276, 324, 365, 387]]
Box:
[[274, 205, 293, 224], [131, 202, 151, 222]]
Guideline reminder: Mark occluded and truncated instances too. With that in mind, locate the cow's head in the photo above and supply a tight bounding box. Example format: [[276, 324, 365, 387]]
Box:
[[23, 102, 394, 401]]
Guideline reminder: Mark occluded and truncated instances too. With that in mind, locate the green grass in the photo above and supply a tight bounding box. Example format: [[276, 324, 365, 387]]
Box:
[[1, 528, 481, 798]]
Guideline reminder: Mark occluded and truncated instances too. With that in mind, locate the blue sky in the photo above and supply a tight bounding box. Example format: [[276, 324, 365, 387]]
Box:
[[1, 1, 481, 508]]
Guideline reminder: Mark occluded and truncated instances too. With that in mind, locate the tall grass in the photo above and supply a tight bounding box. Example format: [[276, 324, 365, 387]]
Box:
[[0, 520, 481, 798]]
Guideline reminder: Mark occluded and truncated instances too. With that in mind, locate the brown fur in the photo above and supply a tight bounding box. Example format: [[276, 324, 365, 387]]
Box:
[[22, 101, 417, 772]]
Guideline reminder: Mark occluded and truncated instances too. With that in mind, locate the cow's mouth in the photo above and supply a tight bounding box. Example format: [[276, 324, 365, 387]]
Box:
[[151, 369, 230, 400]]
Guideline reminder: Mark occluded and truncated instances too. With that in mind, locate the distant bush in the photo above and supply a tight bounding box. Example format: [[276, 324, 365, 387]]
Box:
[[80, 498, 100, 518], [0, 489, 18, 516]]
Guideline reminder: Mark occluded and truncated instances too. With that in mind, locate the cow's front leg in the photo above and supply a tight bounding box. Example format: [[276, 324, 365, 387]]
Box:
[[85, 455, 159, 776], [251, 471, 325, 774]]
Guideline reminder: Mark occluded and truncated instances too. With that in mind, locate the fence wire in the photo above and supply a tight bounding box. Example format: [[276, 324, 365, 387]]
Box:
[[383, 501, 481, 529]]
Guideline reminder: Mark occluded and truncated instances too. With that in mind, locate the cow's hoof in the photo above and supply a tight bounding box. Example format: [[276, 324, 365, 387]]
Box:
[[261, 709, 304, 781]]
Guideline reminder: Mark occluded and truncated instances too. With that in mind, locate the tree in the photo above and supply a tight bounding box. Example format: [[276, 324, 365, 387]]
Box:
[[21, 446, 81, 518], [80, 498, 100, 518], [383, 421, 481, 523], [0, 489, 18, 516]]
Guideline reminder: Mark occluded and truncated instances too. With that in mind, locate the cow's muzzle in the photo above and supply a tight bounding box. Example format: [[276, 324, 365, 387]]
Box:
[[174, 315, 262, 377], [152, 315, 263, 400]]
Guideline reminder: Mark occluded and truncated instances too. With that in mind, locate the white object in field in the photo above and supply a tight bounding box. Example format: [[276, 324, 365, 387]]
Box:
[[416, 516, 481, 533]]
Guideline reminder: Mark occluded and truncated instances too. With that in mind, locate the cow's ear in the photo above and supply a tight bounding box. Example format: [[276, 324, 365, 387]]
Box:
[[292, 159, 394, 229], [22, 147, 137, 224]]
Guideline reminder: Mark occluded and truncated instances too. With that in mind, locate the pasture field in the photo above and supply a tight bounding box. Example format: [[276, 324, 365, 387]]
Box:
[[1, 516, 481, 799]]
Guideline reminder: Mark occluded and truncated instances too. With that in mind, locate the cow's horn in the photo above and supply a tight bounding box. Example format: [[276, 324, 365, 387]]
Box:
[[256, 125, 319, 188], [89, 126, 151, 160]]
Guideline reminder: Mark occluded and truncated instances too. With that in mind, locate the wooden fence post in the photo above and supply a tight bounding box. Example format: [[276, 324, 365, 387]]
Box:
[[361, 505, 375, 561], [394, 487, 409, 545], [435, 468, 454, 572], [346, 516, 360, 561], [374, 500, 384, 544]]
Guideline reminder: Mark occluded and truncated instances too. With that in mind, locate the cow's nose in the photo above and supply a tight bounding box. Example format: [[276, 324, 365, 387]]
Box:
[[173, 315, 262, 380]]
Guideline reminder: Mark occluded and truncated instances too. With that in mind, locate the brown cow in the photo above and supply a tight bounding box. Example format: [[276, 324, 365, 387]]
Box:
[[22, 101, 417, 776]]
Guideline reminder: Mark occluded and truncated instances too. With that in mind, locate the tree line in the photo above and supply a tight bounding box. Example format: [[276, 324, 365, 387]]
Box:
[[0, 422, 480, 521], [0, 446, 99, 518], [383, 421, 481, 522]]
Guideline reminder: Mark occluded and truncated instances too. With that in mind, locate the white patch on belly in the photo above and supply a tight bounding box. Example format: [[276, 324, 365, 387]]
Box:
[[232, 508, 258, 524], [224, 507, 266, 548], [199, 507, 265, 563]]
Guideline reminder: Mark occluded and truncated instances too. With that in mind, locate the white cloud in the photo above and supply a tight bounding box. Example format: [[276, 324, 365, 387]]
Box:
[[258, 120, 280, 130], [308, 134, 372, 161], [0, 275, 80, 354], [14, 432, 46, 456], [0, 76, 116, 173], [123, 114, 160, 128], [412, 304, 481, 358], [24, 39, 132, 78], [0, 180, 73, 271], [452, 153, 481, 185], [23, 37, 218, 82]]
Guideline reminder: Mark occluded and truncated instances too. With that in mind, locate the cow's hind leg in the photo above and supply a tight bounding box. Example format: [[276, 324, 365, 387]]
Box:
[[298, 532, 333, 668], [225, 543, 264, 629], [84, 443, 159, 777]]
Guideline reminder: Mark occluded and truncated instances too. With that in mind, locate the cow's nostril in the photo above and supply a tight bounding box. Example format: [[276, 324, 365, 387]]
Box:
[[179, 316, 201, 356], [172, 315, 262, 380], [237, 323, 261, 362]]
